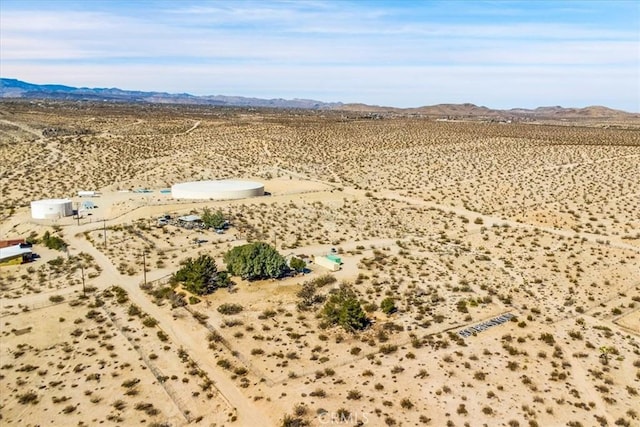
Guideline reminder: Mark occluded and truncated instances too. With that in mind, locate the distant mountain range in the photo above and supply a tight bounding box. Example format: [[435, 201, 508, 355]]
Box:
[[1, 78, 637, 120], [0, 78, 343, 110]]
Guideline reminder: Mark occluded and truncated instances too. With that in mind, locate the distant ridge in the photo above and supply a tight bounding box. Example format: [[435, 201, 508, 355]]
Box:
[[0, 78, 343, 110], [1, 78, 637, 120], [337, 102, 638, 120]]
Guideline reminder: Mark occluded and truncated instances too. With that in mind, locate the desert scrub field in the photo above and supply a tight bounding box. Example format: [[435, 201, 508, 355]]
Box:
[[0, 287, 234, 425], [1, 99, 638, 426]]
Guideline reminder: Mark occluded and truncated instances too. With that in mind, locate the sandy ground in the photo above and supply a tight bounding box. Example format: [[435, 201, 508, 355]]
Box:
[[1, 101, 639, 427]]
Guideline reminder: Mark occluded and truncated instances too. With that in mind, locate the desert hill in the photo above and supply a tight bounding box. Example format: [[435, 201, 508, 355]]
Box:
[[2, 78, 638, 122]]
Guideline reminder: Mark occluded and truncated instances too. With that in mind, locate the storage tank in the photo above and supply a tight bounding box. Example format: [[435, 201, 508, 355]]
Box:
[[171, 180, 264, 200], [31, 199, 73, 220]]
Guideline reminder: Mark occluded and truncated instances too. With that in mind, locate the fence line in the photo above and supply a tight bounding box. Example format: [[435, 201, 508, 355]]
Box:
[[101, 302, 194, 424], [181, 305, 272, 386]]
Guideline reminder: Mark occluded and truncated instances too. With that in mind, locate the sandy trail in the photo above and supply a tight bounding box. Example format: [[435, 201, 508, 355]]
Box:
[[183, 120, 200, 135], [0, 118, 43, 138]]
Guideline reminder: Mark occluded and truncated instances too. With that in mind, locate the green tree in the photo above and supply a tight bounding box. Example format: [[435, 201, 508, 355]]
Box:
[[380, 297, 396, 315], [339, 297, 368, 331], [322, 284, 368, 332], [171, 254, 229, 295], [224, 242, 288, 280], [289, 256, 306, 273], [201, 208, 226, 229]]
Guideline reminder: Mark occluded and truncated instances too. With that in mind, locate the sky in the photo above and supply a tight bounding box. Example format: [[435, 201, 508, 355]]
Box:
[[1, 0, 639, 111]]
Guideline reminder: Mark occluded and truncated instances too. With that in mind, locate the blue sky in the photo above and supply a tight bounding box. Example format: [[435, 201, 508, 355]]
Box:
[[1, 0, 638, 111]]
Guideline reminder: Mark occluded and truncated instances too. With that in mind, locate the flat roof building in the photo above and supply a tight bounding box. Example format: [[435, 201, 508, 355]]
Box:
[[177, 214, 202, 222], [0, 244, 33, 267], [314, 255, 341, 272]]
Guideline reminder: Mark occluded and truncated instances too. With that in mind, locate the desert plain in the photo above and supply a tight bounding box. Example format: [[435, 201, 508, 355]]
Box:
[[0, 100, 639, 427]]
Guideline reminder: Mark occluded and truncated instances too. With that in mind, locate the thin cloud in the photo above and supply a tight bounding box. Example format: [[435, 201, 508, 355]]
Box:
[[1, 1, 638, 111]]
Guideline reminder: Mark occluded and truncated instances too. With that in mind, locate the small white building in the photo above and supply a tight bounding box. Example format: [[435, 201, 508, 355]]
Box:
[[31, 199, 73, 220], [314, 255, 341, 272]]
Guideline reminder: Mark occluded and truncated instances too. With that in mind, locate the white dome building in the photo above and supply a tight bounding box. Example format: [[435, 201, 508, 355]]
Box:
[[171, 180, 264, 200], [31, 199, 73, 220]]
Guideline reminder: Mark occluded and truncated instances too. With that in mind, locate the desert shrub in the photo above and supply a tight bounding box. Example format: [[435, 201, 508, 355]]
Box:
[[157, 330, 169, 342], [208, 331, 224, 343], [539, 333, 555, 345], [380, 344, 398, 354], [400, 398, 414, 409], [234, 366, 248, 376], [296, 282, 326, 310], [217, 359, 232, 370], [380, 297, 397, 315], [218, 303, 244, 315], [192, 310, 209, 324], [311, 274, 337, 287], [17, 391, 38, 405], [474, 371, 487, 380], [42, 231, 67, 251], [142, 316, 158, 327], [346, 389, 362, 400], [128, 304, 142, 317], [62, 404, 76, 414], [310, 388, 326, 397], [122, 378, 140, 388], [281, 414, 309, 427]]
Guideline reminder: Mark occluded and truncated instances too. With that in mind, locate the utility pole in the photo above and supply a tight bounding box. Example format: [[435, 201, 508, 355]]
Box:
[[80, 263, 86, 297], [142, 250, 147, 287], [76, 202, 80, 226], [103, 219, 107, 247]]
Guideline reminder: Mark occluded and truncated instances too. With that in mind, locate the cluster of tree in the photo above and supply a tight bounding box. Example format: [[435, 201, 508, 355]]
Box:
[[201, 208, 226, 230], [322, 284, 368, 332], [171, 254, 229, 296], [42, 230, 67, 251], [224, 242, 288, 280], [171, 242, 289, 298]]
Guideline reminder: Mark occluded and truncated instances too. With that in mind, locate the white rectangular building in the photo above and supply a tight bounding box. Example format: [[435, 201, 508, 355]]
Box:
[[314, 255, 341, 272]]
